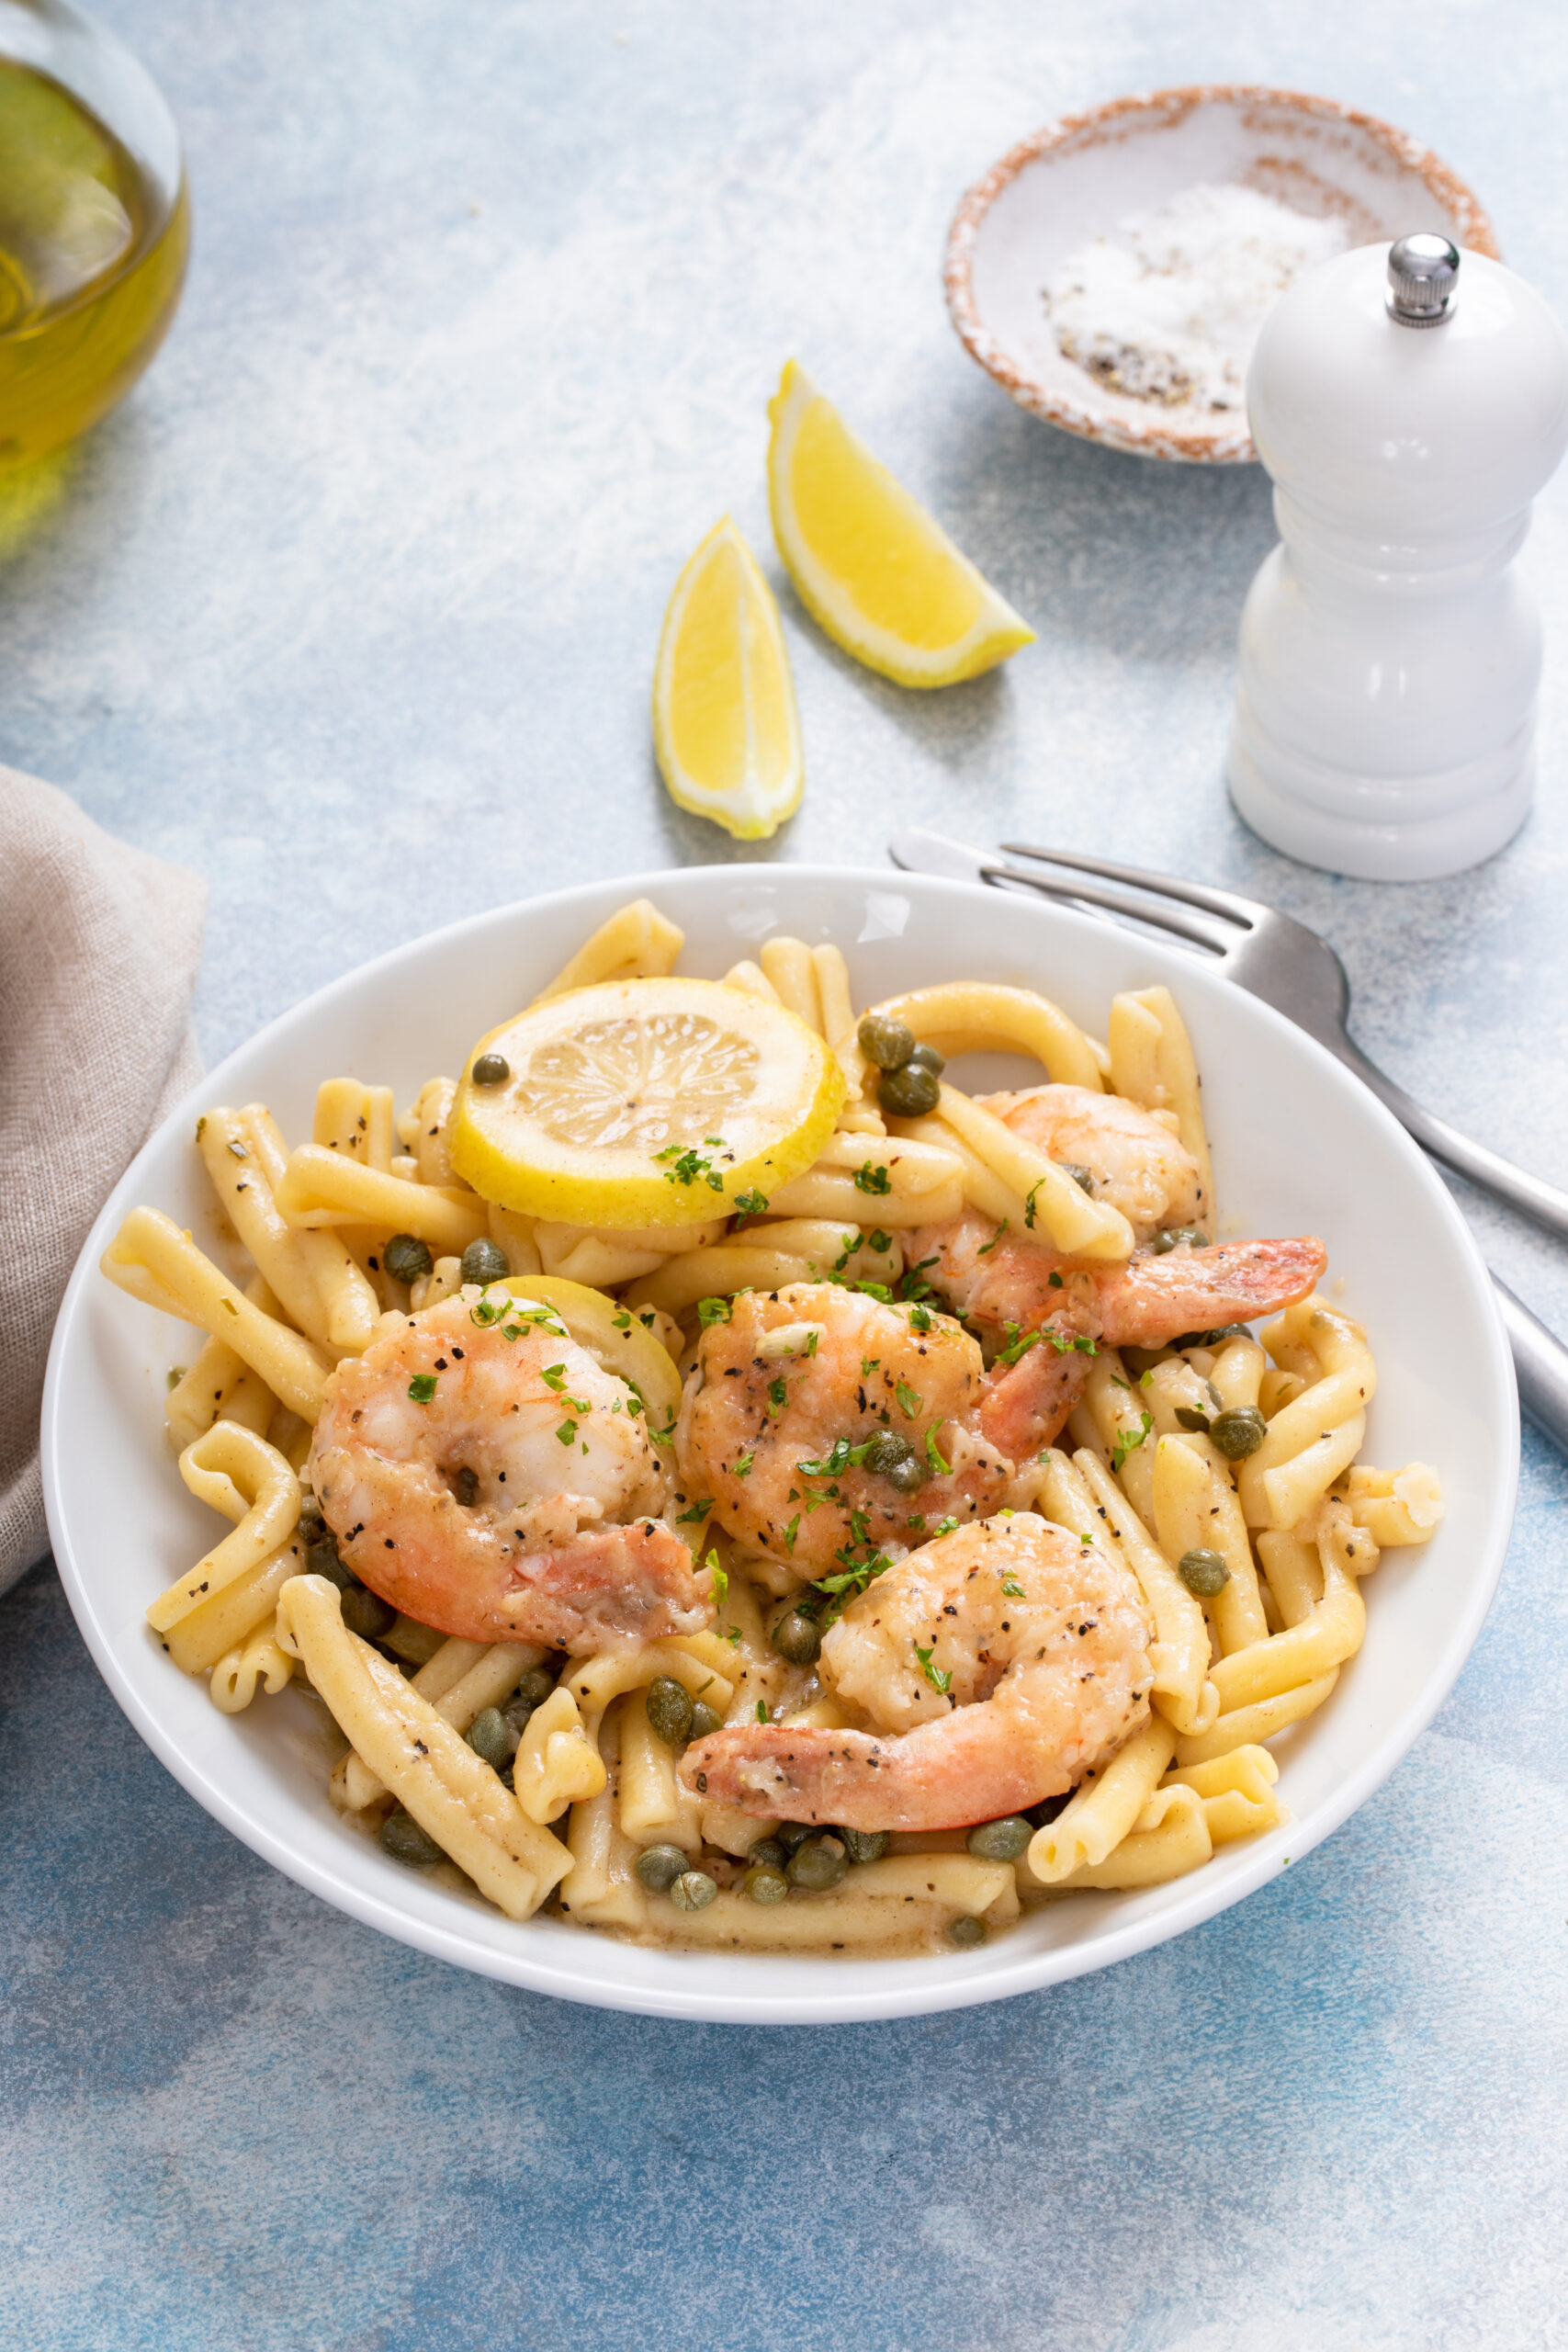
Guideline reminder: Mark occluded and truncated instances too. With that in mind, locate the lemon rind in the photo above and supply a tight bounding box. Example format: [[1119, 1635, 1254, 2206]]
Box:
[[767, 361, 1035, 689]]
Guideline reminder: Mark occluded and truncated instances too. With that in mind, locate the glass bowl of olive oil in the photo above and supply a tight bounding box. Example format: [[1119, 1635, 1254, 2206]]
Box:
[[0, 0, 187, 467]]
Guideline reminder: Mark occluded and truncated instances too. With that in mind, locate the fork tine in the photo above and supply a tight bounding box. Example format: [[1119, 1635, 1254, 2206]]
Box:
[[980, 864, 1232, 956], [998, 840, 1268, 930]]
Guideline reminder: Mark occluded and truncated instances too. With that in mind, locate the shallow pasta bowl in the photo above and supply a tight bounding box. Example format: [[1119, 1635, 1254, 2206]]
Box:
[[41, 866, 1516, 2024], [945, 86, 1496, 462]]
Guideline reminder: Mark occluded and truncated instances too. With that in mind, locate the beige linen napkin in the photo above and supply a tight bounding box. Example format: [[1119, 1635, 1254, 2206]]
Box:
[[0, 767, 206, 1593]]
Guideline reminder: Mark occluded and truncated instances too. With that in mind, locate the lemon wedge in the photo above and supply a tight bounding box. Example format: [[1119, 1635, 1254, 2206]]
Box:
[[652, 515, 803, 841], [448, 977, 844, 1227], [767, 359, 1035, 687]]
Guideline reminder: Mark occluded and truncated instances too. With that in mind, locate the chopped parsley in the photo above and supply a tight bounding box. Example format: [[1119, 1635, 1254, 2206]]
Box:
[[676, 1498, 714, 1525], [734, 1450, 755, 1477], [895, 1378, 921, 1418], [766, 1376, 788, 1419], [908, 1301, 933, 1335], [612, 1307, 632, 1329], [797, 1436, 879, 1478], [915, 1643, 953, 1695], [696, 1297, 733, 1329], [861, 1355, 880, 1379], [540, 1364, 590, 1411], [756, 1700, 769, 1723], [1001, 1577, 1025, 1599], [657, 1140, 728, 1193], [867, 1229, 892, 1255], [900, 1255, 941, 1304], [555, 1419, 578, 1445], [930, 1515, 960, 1539], [783, 1514, 799, 1555], [995, 1323, 1040, 1370], [1044, 1329, 1097, 1358], [1111, 1410, 1154, 1472], [805, 1330, 818, 1357], [853, 1161, 892, 1196], [1024, 1180, 1043, 1230], [407, 1374, 437, 1404], [1048, 1271, 1064, 1290], [924, 1427, 951, 1476], [817, 1552, 892, 1600], [705, 1553, 728, 1611], [976, 1220, 1009, 1257], [732, 1188, 769, 1223]]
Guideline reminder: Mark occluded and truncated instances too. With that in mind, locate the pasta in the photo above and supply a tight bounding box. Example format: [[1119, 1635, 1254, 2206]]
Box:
[[107, 898, 1443, 1962]]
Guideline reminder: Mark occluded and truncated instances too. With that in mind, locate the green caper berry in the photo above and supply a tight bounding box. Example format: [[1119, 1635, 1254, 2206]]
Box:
[[688, 1700, 724, 1741], [862, 1429, 911, 1476], [886, 1453, 928, 1497], [515, 1667, 556, 1705], [1178, 1547, 1231, 1598], [500, 1692, 536, 1738], [947, 1914, 987, 1948], [460, 1237, 511, 1287], [1061, 1163, 1096, 1194], [1173, 1406, 1212, 1433], [308, 1533, 352, 1590], [669, 1870, 719, 1912], [966, 1815, 1032, 1861], [771, 1610, 821, 1667], [645, 1675, 694, 1747], [341, 1585, 396, 1639], [471, 1053, 511, 1086], [750, 1836, 787, 1871], [380, 1810, 443, 1867], [467, 1706, 513, 1770], [775, 1820, 815, 1853], [634, 1842, 690, 1893], [452, 1464, 479, 1507], [786, 1833, 848, 1891], [906, 1041, 945, 1077], [857, 1012, 917, 1070], [838, 1826, 890, 1864], [877, 1062, 942, 1118], [1209, 1407, 1267, 1461], [1152, 1226, 1210, 1254], [383, 1232, 434, 1285], [743, 1864, 790, 1905]]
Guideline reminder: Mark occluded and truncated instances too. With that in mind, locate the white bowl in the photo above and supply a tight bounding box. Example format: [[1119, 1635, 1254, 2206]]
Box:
[[945, 86, 1497, 463], [42, 866, 1516, 2024]]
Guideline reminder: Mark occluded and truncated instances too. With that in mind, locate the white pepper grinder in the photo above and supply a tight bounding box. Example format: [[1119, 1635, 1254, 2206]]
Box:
[[1228, 234, 1568, 879]]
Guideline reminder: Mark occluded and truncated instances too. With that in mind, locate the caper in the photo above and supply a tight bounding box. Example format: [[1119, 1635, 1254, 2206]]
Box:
[[1209, 1406, 1267, 1461], [886, 1453, 928, 1496], [468, 1706, 513, 1770], [743, 1864, 790, 1905], [1028, 1790, 1072, 1827], [500, 1692, 536, 1738], [515, 1667, 557, 1705], [771, 1610, 821, 1667], [857, 1012, 917, 1070], [750, 1835, 787, 1871], [1152, 1226, 1210, 1254], [669, 1870, 719, 1912], [774, 1820, 816, 1853], [1061, 1163, 1096, 1194], [308, 1533, 353, 1590], [380, 1809, 443, 1867], [1173, 1406, 1212, 1433], [452, 1464, 479, 1507], [947, 1914, 987, 1949], [341, 1585, 396, 1639], [1178, 1546, 1231, 1598], [877, 1062, 942, 1118], [966, 1815, 1032, 1861], [862, 1429, 911, 1476], [460, 1237, 511, 1287], [471, 1053, 511, 1086], [383, 1232, 434, 1285], [688, 1700, 724, 1741], [634, 1842, 690, 1892], [645, 1675, 694, 1747], [839, 1826, 890, 1865], [906, 1042, 945, 1077], [787, 1833, 848, 1891]]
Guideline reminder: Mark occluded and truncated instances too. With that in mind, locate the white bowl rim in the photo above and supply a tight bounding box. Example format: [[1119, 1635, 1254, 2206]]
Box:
[[40, 863, 1518, 2025]]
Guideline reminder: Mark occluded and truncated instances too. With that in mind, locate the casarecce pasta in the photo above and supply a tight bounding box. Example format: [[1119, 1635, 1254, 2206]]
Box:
[[104, 898, 1443, 1957]]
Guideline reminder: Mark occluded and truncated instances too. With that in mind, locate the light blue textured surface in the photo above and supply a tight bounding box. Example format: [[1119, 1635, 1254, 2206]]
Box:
[[4, 3, 1567, 2346]]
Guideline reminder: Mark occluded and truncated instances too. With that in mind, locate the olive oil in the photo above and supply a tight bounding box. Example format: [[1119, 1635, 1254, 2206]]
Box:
[[0, 55, 187, 465]]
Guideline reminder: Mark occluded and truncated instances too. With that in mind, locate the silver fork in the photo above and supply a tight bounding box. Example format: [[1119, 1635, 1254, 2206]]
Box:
[[888, 826, 1568, 1451]]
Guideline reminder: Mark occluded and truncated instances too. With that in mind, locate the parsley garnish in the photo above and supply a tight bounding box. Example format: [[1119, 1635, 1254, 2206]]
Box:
[[1048, 1271, 1064, 1289], [867, 1229, 892, 1255], [705, 1553, 728, 1611], [676, 1498, 713, 1525], [734, 1451, 755, 1477], [976, 1219, 1009, 1257], [1044, 1329, 1097, 1357], [805, 1330, 818, 1357], [995, 1323, 1040, 1370], [895, 1378, 921, 1418], [766, 1377, 788, 1419], [854, 1161, 892, 1196], [657, 1141, 728, 1193], [817, 1553, 892, 1600], [732, 1188, 769, 1223], [540, 1364, 590, 1411], [915, 1644, 953, 1695], [1111, 1410, 1154, 1472], [612, 1307, 632, 1329], [408, 1374, 437, 1404], [1024, 1180, 1043, 1230], [861, 1356, 880, 1379], [900, 1255, 941, 1304], [696, 1296, 733, 1329], [796, 1436, 879, 1478], [756, 1700, 769, 1723], [908, 1301, 933, 1334], [1001, 1577, 1025, 1599], [924, 1427, 951, 1476], [555, 1419, 578, 1445], [783, 1514, 799, 1555], [931, 1515, 959, 1538]]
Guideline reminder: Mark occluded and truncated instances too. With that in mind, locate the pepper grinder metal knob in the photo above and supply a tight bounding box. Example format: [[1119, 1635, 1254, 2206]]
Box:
[[1387, 232, 1461, 327]]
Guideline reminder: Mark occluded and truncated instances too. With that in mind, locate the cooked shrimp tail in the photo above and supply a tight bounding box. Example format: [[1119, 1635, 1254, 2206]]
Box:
[[1096, 1236, 1326, 1347]]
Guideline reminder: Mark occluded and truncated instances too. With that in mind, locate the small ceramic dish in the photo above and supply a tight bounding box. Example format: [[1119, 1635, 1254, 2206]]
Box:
[[945, 85, 1497, 463], [42, 866, 1516, 2024]]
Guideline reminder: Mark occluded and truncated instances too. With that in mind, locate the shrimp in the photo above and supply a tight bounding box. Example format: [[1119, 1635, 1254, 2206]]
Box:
[[673, 1283, 1088, 1577], [907, 1082, 1325, 1363], [678, 1513, 1153, 1831], [310, 1287, 708, 1650]]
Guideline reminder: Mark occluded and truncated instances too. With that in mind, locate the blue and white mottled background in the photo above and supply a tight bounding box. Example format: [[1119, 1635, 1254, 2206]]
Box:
[[4, 4, 1566, 2346]]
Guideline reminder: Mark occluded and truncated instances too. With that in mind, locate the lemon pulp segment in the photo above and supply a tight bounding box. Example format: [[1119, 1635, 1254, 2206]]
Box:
[[767, 359, 1035, 687], [653, 516, 803, 841], [448, 977, 844, 1227]]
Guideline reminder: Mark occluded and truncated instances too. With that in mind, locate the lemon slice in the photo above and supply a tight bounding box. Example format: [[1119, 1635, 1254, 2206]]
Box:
[[767, 359, 1035, 687], [652, 516, 804, 841], [448, 977, 844, 1227]]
